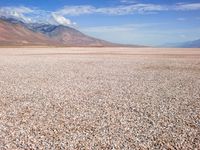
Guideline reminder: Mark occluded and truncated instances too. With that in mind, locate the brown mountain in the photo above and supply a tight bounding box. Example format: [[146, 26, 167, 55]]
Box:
[[0, 20, 57, 46], [0, 18, 143, 47], [27, 23, 117, 47]]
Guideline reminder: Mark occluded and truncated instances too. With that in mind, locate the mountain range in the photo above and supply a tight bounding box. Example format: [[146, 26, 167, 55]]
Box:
[[0, 17, 141, 47], [1, 17, 200, 48], [162, 39, 200, 48]]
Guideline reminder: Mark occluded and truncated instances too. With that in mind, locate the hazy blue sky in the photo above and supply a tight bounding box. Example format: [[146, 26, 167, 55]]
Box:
[[0, 0, 200, 46]]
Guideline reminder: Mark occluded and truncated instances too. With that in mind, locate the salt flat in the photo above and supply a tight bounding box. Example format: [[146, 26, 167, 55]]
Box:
[[0, 47, 200, 149]]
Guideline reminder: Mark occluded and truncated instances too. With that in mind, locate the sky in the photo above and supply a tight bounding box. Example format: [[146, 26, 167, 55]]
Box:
[[0, 0, 200, 46]]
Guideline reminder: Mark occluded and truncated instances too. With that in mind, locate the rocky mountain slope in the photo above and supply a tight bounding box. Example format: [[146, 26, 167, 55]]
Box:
[[0, 17, 140, 47], [0, 19, 57, 46], [28, 24, 114, 46]]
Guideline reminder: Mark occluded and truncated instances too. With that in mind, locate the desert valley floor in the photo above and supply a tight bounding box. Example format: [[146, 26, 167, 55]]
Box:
[[0, 47, 200, 149]]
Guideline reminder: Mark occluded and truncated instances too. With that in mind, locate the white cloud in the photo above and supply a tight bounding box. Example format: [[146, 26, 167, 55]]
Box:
[[56, 4, 167, 16], [56, 5, 95, 16], [55, 3, 200, 16], [120, 0, 138, 4], [175, 3, 200, 11], [99, 4, 166, 15], [51, 13, 76, 26]]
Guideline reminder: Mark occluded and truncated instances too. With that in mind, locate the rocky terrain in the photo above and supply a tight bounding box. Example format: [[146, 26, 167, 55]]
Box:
[[0, 48, 200, 149]]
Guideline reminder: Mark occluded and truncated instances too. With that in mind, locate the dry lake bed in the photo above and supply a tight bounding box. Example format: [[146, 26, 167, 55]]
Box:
[[0, 47, 200, 149]]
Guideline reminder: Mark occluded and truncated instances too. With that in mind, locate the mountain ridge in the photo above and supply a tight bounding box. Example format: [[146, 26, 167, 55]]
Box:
[[161, 39, 200, 48], [0, 17, 143, 47], [0, 19, 58, 46]]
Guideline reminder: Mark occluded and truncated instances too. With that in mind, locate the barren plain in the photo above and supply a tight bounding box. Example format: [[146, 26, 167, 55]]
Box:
[[0, 47, 200, 149]]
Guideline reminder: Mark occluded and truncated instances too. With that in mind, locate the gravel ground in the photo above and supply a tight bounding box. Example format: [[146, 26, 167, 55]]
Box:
[[0, 48, 200, 149]]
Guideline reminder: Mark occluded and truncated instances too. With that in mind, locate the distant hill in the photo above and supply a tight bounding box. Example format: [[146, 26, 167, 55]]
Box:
[[0, 17, 143, 47], [162, 39, 200, 48], [178, 39, 200, 48]]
